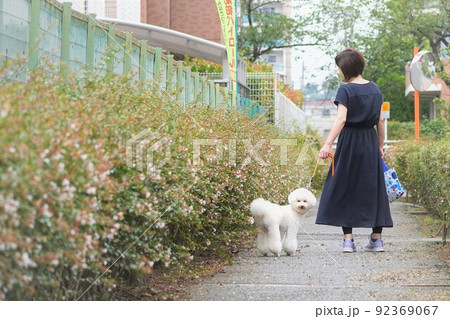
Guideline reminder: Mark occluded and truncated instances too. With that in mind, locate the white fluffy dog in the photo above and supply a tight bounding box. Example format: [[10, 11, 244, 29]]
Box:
[[250, 188, 317, 257]]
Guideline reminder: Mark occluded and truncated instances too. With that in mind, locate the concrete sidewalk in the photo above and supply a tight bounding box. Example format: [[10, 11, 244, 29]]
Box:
[[189, 201, 449, 301]]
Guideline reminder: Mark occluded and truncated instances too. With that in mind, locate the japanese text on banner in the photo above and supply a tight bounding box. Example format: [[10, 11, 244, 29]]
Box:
[[215, 0, 237, 94]]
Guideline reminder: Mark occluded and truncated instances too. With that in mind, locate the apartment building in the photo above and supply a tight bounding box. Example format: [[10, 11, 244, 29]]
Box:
[[240, 1, 293, 85], [140, 0, 223, 44], [57, 0, 140, 22], [303, 100, 337, 139]]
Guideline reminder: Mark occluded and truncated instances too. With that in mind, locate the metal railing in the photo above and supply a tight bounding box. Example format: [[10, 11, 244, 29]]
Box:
[[246, 72, 308, 132], [0, 0, 235, 108]]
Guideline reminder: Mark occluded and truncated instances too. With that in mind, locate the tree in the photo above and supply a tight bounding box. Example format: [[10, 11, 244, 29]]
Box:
[[278, 82, 304, 108], [380, 0, 449, 58], [377, 72, 414, 122], [238, 0, 325, 62], [314, 0, 449, 121], [362, 0, 449, 121]]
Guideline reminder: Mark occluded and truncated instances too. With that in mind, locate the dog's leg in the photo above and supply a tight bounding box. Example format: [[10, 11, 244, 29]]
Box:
[[267, 224, 282, 257], [257, 229, 269, 256], [283, 227, 298, 256]]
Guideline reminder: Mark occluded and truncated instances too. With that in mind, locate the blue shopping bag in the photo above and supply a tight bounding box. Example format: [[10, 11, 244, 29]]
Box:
[[382, 159, 405, 202]]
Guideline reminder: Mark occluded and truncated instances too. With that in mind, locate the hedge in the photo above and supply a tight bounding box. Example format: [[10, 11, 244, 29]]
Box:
[[385, 139, 449, 232], [387, 119, 450, 141], [0, 63, 325, 300]]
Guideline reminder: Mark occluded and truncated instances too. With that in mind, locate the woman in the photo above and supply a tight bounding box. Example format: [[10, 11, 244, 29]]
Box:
[[315, 48, 393, 253]]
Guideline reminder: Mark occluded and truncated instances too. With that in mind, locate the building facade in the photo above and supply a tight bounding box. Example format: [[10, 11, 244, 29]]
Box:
[[240, 1, 293, 85], [57, 0, 140, 22], [106, 0, 140, 22], [141, 0, 223, 44], [56, 0, 89, 13], [303, 100, 337, 139]]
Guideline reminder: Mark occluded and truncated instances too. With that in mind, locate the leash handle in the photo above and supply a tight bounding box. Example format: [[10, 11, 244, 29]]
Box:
[[307, 153, 334, 190]]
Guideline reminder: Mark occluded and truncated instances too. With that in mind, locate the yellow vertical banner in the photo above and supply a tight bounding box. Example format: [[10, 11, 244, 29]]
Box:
[[215, 0, 237, 95]]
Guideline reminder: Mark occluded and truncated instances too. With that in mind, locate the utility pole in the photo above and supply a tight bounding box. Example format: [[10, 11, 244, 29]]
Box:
[[301, 61, 305, 90]]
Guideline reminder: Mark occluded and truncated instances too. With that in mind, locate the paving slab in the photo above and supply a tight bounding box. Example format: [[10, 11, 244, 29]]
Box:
[[189, 201, 450, 301]]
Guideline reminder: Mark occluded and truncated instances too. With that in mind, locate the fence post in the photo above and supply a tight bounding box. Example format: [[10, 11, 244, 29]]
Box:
[[61, 2, 72, 69], [139, 40, 148, 82], [215, 84, 221, 106], [154, 47, 162, 81], [86, 13, 96, 71], [201, 76, 208, 106], [176, 61, 184, 103], [166, 55, 173, 90], [232, 90, 236, 109], [106, 24, 116, 74], [185, 67, 192, 104], [193, 72, 200, 99], [123, 32, 132, 74], [28, 0, 41, 71], [272, 72, 277, 123], [209, 81, 216, 108]]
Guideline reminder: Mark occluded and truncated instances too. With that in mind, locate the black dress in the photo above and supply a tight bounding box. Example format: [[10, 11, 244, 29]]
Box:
[[315, 82, 393, 228]]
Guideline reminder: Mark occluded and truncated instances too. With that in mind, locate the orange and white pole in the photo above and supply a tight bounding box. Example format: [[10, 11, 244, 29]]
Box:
[[414, 47, 420, 141]]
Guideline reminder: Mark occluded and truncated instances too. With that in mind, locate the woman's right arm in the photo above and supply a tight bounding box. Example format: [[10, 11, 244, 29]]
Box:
[[319, 104, 347, 159]]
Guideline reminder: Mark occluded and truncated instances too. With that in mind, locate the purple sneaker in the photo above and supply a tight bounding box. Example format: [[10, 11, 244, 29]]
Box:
[[343, 239, 356, 253], [363, 237, 385, 252]]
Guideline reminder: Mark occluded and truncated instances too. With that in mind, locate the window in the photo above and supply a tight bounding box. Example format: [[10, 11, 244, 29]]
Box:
[[322, 109, 330, 116], [259, 7, 276, 14], [268, 56, 276, 63]]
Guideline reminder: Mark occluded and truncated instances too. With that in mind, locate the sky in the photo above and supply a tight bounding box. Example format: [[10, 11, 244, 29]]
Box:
[[290, 0, 336, 90], [291, 46, 335, 90], [289, 0, 378, 91]]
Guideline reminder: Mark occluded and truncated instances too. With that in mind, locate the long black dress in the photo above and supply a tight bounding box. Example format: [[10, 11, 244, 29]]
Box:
[[315, 82, 393, 228]]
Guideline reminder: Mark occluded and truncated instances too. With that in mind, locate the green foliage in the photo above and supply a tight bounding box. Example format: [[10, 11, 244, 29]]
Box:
[[434, 98, 450, 123], [0, 63, 324, 300], [436, 60, 450, 86], [183, 56, 223, 73], [385, 140, 450, 223], [239, 10, 295, 62], [420, 118, 450, 140], [382, 0, 449, 57], [386, 121, 415, 140], [376, 72, 414, 122], [246, 59, 273, 72], [386, 119, 450, 140], [317, 0, 448, 119], [238, 0, 324, 62], [310, 0, 375, 50]]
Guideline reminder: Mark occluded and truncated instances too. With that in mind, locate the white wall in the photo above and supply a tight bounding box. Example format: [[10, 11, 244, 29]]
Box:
[[87, 0, 105, 16], [56, 0, 86, 13], [116, 0, 140, 22], [274, 91, 308, 133], [57, 0, 139, 22]]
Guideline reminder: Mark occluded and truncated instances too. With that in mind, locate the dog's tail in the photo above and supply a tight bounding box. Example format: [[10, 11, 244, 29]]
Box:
[[250, 198, 268, 218]]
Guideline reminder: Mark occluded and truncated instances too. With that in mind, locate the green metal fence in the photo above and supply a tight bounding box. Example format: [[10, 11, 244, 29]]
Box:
[[0, 0, 236, 108]]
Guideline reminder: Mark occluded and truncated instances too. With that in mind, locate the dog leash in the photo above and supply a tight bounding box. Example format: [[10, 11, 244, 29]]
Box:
[[306, 153, 335, 190]]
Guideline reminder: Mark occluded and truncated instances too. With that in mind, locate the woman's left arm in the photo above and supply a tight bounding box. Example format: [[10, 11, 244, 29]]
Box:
[[376, 108, 385, 158]]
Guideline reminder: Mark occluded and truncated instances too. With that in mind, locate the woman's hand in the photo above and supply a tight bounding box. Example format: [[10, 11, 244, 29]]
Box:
[[319, 144, 331, 159], [379, 145, 384, 159]]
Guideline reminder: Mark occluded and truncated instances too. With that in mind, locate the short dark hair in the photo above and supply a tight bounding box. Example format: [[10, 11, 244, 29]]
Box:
[[335, 48, 365, 81]]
